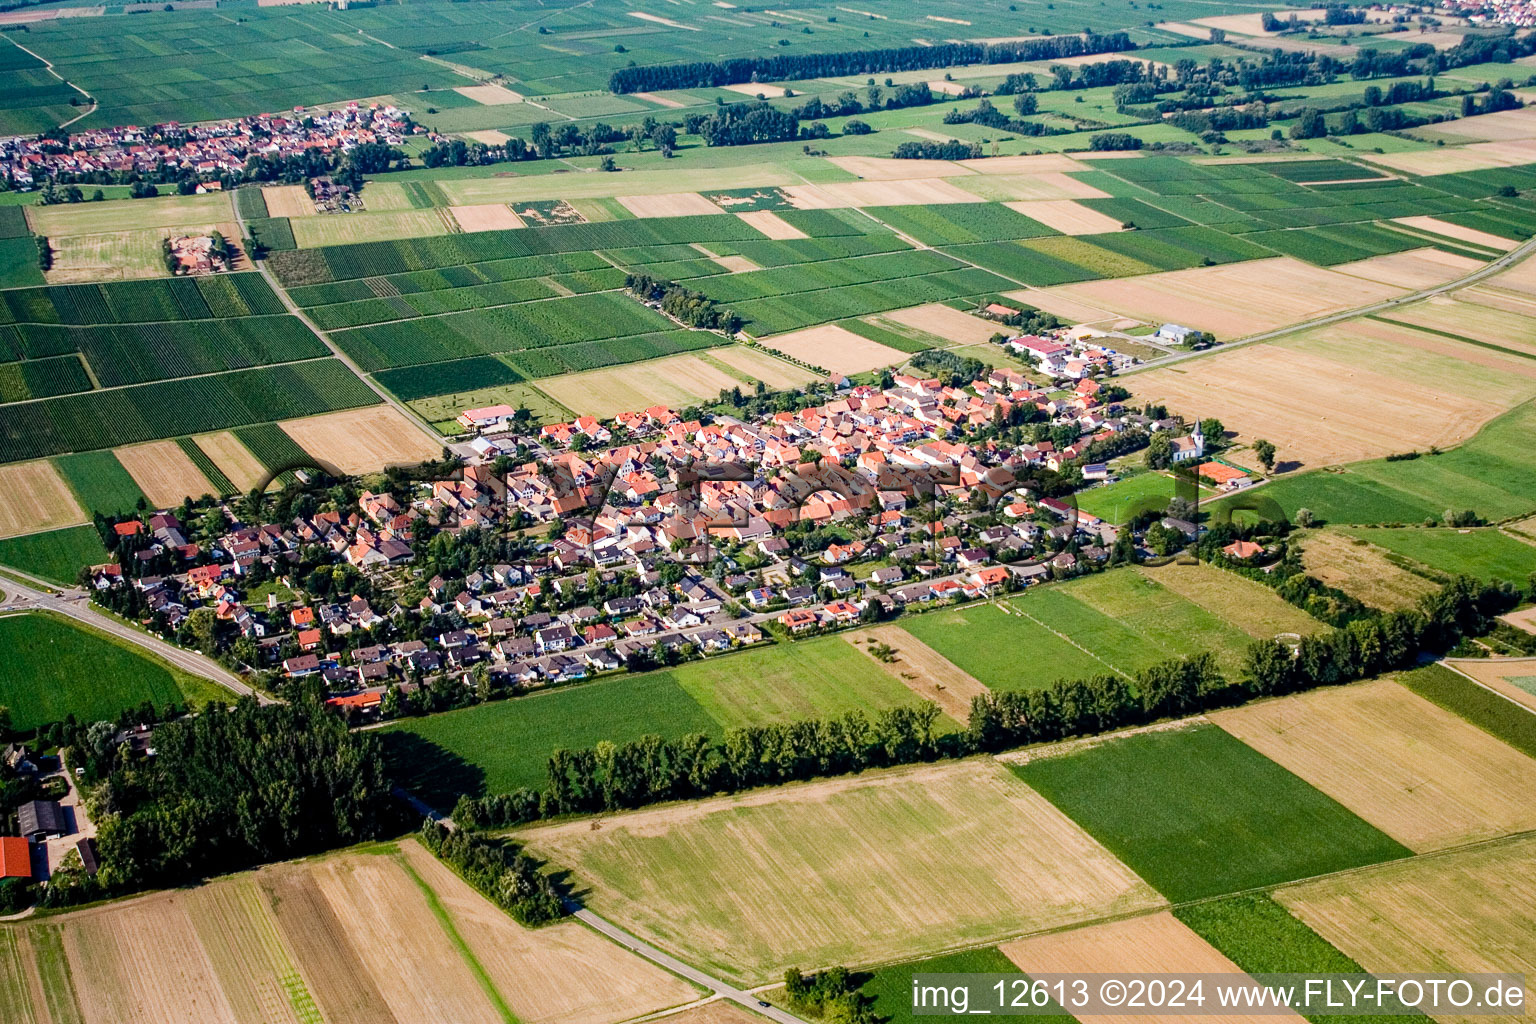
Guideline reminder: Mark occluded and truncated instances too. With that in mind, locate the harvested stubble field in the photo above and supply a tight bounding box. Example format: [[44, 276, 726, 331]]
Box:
[[515, 759, 1163, 985], [1298, 528, 1439, 610], [759, 324, 908, 374], [702, 345, 819, 390], [289, 209, 457, 248], [882, 302, 1001, 344], [0, 459, 84, 538], [1132, 341, 1500, 471], [1005, 199, 1126, 235], [1277, 837, 1536, 1024], [112, 440, 215, 507], [1332, 247, 1484, 289], [1394, 216, 1518, 252], [843, 626, 988, 722], [26, 192, 233, 236], [784, 179, 985, 209], [1030, 258, 1406, 339], [192, 431, 270, 493], [1211, 679, 1536, 853], [617, 193, 725, 218], [0, 841, 697, 1024], [534, 352, 743, 419], [734, 211, 806, 239], [447, 204, 525, 233], [45, 223, 244, 283], [261, 186, 315, 218], [999, 912, 1305, 1024], [276, 406, 442, 475]]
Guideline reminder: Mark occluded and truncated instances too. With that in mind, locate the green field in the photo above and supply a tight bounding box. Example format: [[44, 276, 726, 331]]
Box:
[[856, 946, 1075, 1024], [661, 635, 929, 729], [1175, 894, 1423, 1024], [1262, 401, 1536, 525], [380, 671, 719, 808], [1343, 527, 1536, 584], [0, 525, 109, 585], [898, 567, 1309, 687], [1011, 723, 1412, 901], [1074, 470, 1197, 524], [0, 612, 219, 731], [53, 450, 146, 518]]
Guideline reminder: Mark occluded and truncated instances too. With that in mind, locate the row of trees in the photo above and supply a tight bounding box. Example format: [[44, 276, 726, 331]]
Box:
[[625, 273, 742, 333], [454, 572, 1518, 830], [942, 98, 1070, 137], [892, 139, 983, 160], [417, 822, 564, 926], [607, 33, 1133, 93]]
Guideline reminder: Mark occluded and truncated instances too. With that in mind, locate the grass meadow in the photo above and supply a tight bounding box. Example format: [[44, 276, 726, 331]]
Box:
[[0, 524, 109, 585], [1263, 401, 1536, 525], [1010, 723, 1412, 902], [1341, 527, 1536, 584], [0, 612, 202, 730], [855, 946, 1078, 1024]]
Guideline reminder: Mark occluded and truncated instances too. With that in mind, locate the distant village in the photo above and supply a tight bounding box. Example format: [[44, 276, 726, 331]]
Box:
[[0, 102, 417, 189], [83, 341, 1269, 722]]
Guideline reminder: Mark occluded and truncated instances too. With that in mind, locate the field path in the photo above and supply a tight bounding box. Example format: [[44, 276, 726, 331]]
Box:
[[3, 37, 96, 130], [232, 197, 447, 445]]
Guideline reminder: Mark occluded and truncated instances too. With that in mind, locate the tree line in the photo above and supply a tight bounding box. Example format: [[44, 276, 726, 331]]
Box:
[[453, 572, 1519, 830], [625, 273, 742, 333], [417, 821, 565, 926], [607, 33, 1133, 93]]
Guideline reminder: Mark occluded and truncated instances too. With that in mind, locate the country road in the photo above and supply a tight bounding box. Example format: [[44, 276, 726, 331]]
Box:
[[0, 572, 269, 702]]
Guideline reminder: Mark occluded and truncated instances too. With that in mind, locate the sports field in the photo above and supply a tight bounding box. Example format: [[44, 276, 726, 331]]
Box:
[[1009, 722, 1412, 902], [1211, 679, 1536, 853], [1277, 837, 1536, 1024], [516, 759, 1163, 984], [0, 612, 207, 730], [0, 840, 698, 1024]]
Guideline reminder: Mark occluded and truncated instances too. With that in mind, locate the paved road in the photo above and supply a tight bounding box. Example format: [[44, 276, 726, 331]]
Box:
[[0, 573, 268, 702], [1125, 232, 1536, 375], [231, 197, 446, 443]]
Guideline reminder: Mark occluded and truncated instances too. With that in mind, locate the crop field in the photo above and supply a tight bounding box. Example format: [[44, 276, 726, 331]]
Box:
[[516, 759, 1163, 985], [289, 208, 460, 248], [381, 670, 719, 807], [536, 351, 750, 418], [0, 840, 697, 1024], [1261, 400, 1536, 524], [1010, 722, 1412, 902], [1277, 837, 1536, 1022], [328, 292, 680, 371], [0, 360, 379, 464], [757, 324, 910, 374], [372, 355, 525, 403], [0, 459, 86, 538], [1333, 248, 1485, 290], [1, 274, 283, 325], [54, 449, 147, 518], [0, 612, 193, 731], [192, 432, 270, 494], [277, 407, 442, 475], [0, 524, 109, 584], [844, 626, 989, 723], [1210, 679, 1536, 853], [701, 345, 820, 390], [113, 440, 217, 507], [1400, 663, 1536, 759], [25, 192, 233, 237], [1337, 526, 1536, 584], [1297, 528, 1440, 611], [866, 203, 1057, 245], [880, 303, 1002, 345], [998, 912, 1298, 1024], [857, 947, 1049, 1024], [174, 438, 235, 497]]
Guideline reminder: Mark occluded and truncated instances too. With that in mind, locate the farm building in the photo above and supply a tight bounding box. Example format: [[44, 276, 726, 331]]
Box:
[[76, 837, 99, 875], [18, 799, 65, 841], [1157, 323, 1196, 343], [458, 404, 518, 431], [0, 836, 32, 879]]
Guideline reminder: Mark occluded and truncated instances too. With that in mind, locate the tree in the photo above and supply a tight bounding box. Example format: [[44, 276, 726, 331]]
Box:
[[1199, 417, 1225, 446], [1012, 93, 1038, 116], [1145, 431, 1172, 470], [1290, 107, 1326, 140], [1294, 507, 1315, 528], [1252, 438, 1276, 475]]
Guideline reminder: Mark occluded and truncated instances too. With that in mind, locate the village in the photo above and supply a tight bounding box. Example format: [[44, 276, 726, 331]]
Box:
[[0, 101, 417, 188], [79, 340, 1272, 722]]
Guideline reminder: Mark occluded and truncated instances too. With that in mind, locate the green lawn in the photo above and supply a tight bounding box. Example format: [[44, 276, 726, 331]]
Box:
[[0, 612, 204, 731], [1074, 471, 1195, 524], [663, 635, 925, 729], [0, 524, 109, 586], [1262, 400, 1536, 525], [380, 671, 719, 808], [1175, 894, 1424, 1024], [1343, 527, 1536, 584], [1010, 723, 1412, 902]]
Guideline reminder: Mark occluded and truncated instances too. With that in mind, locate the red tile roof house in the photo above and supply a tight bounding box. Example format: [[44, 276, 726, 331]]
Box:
[[0, 836, 31, 880], [1223, 540, 1265, 561]]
